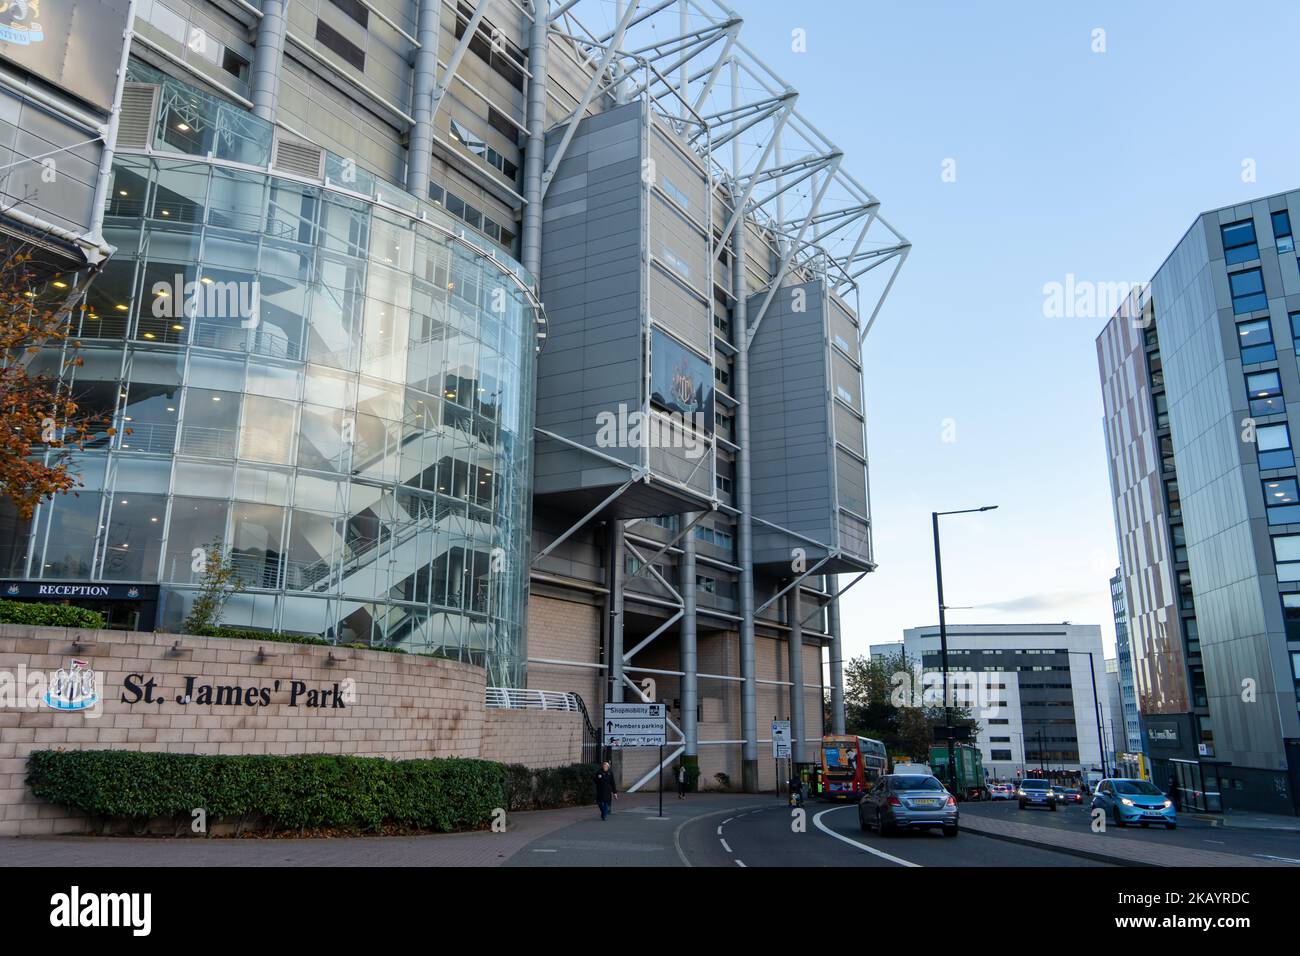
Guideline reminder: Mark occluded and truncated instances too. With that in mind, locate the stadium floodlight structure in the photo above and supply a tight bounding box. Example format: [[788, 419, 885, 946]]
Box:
[[518, 0, 907, 790]]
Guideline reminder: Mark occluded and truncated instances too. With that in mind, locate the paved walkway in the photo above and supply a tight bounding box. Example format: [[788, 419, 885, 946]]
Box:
[[0, 792, 750, 867], [961, 813, 1291, 867], [1186, 810, 1300, 832]]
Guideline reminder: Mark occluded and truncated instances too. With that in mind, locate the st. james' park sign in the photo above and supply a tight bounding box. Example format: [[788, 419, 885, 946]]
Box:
[[121, 673, 354, 710]]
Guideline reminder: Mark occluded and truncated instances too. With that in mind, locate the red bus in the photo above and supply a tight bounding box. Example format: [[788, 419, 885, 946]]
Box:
[[820, 734, 888, 799]]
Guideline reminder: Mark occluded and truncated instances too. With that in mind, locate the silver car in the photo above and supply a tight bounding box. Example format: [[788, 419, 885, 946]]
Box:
[[858, 773, 959, 837]]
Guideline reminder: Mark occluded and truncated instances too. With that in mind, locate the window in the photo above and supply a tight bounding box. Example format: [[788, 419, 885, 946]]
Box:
[[990, 736, 1011, 743], [990, 750, 1013, 761], [449, 118, 518, 181], [1229, 268, 1268, 314], [1222, 220, 1259, 265], [455, 2, 526, 91], [221, 48, 250, 82], [1264, 479, 1300, 524], [315, 20, 365, 71], [1273, 534, 1300, 581], [328, 0, 369, 27], [488, 107, 517, 139], [662, 176, 690, 211], [990, 718, 1009, 725], [1284, 594, 1300, 642], [1247, 370, 1285, 416], [1238, 318, 1276, 363], [716, 474, 732, 494], [696, 575, 716, 594], [1257, 422, 1295, 469], [1275, 210, 1295, 254], [661, 244, 692, 279], [694, 525, 734, 550], [714, 365, 730, 387]]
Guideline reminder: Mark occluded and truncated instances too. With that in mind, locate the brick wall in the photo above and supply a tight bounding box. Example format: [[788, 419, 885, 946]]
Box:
[[0, 625, 579, 835], [481, 708, 583, 768]]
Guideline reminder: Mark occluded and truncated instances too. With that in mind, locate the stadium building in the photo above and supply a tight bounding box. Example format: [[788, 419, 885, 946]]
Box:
[[0, 0, 906, 792]]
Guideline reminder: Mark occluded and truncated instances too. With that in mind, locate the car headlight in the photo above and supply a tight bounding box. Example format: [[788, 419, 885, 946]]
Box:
[[1120, 797, 1135, 807], [1163, 799, 1172, 809]]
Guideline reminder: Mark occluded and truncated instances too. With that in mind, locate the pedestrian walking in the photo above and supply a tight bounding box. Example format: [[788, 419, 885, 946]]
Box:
[[676, 763, 688, 800], [594, 761, 618, 820], [1167, 772, 1181, 812]]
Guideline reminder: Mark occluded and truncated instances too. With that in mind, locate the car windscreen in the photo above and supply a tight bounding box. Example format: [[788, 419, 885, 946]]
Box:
[[890, 775, 944, 791], [1020, 780, 1048, 789], [1114, 780, 1163, 796]]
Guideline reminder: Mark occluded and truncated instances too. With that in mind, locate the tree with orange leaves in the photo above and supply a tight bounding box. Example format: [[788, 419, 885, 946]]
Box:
[[0, 241, 116, 519]]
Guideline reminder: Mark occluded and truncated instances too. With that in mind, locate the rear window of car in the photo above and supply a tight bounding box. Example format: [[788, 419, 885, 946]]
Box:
[[891, 775, 943, 791]]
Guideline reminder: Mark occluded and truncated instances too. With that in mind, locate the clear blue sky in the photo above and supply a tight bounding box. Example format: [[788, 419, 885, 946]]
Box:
[[729, 0, 1300, 659]]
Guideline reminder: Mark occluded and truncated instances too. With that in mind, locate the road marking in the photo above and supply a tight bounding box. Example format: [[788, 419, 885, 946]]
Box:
[[734, 859, 746, 867], [1253, 854, 1300, 865], [716, 826, 723, 835], [720, 838, 732, 853], [811, 806, 921, 868], [531, 848, 557, 853], [673, 802, 771, 867], [1204, 840, 1225, 845], [722, 817, 734, 825]]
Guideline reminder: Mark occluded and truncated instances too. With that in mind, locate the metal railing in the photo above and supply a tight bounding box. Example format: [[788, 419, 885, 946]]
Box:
[[484, 687, 580, 711]]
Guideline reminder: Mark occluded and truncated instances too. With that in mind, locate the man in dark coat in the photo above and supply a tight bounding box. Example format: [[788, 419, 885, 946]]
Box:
[[594, 761, 618, 820]]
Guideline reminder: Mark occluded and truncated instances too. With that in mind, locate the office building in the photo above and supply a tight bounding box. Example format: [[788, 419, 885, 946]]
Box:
[[1109, 568, 1144, 754], [1098, 192, 1300, 813], [901, 623, 1112, 781]]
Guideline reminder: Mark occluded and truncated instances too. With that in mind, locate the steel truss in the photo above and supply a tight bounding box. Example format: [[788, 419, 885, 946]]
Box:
[[525, 0, 907, 790]]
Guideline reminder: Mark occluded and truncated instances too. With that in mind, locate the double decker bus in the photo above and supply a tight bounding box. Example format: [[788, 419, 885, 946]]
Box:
[[819, 735, 888, 799]]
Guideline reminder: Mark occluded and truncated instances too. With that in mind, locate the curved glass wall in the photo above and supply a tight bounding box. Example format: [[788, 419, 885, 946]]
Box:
[[0, 76, 538, 685]]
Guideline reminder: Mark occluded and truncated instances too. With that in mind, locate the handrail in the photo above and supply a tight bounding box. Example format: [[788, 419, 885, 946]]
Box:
[[484, 686, 581, 711]]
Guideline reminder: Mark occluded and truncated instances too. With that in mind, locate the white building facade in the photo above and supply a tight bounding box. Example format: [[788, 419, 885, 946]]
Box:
[[902, 624, 1112, 781]]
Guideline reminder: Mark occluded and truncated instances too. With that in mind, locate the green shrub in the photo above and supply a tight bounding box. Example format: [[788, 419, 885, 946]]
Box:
[[191, 626, 331, 647], [0, 600, 105, 629], [26, 750, 508, 833]]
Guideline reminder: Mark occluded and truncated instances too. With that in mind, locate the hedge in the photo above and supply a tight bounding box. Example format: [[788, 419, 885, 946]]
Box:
[[0, 600, 105, 629], [191, 627, 457, 661], [27, 750, 509, 833], [27, 751, 601, 834], [505, 762, 600, 811]]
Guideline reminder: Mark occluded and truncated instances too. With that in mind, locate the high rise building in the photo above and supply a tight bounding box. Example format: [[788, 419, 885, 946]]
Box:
[[1098, 192, 1300, 814], [901, 623, 1111, 782], [1109, 568, 1143, 754], [0, 1, 907, 792]]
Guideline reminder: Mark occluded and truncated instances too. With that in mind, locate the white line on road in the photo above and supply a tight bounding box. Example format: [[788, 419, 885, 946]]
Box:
[[1253, 853, 1300, 864], [716, 826, 722, 835], [720, 838, 732, 853], [722, 817, 733, 825], [735, 859, 746, 867], [531, 849, 557, 853], [812, 806, 921, 868]]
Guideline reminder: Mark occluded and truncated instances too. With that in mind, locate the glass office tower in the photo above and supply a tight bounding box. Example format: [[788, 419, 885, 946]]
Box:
[[0, 65, 538, 686]]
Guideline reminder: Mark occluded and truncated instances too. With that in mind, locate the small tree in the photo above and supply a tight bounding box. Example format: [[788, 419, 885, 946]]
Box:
[[0, 244, 115, 518], [183, 539, 245, 634]]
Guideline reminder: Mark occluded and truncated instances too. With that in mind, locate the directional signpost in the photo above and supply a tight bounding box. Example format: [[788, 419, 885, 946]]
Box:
[[604, 702, 669, 817], [772, 719, 791, 799]]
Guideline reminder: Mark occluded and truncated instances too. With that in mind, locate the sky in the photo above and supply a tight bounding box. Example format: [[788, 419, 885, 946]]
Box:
[[721, 0, 1300, 661]]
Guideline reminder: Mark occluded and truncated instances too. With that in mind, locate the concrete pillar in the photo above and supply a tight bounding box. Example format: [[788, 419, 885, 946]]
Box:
[[406, 0, 441, 195], [828, 584, 846, 734], [680, 513, 698, 766], [609, 520, 625, 703], [250, 0, 289, 122], [788, 584, 804, 766]]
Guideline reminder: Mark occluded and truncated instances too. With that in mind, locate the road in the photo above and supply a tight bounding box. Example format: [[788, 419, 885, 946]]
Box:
[[961, 799, 1300, 865], [507, 794, 1108, 867]]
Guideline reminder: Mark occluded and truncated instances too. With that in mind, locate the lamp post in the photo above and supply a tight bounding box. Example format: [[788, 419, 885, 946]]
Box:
[[932, 505, 998, 794]]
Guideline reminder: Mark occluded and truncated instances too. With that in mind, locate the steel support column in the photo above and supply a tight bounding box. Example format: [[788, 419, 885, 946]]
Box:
[[405, 0, 442, 195], [608, 520, 626, 704], [680, 511, 698, 760], [788, 584, 804, 766], [250, 0, 289, 122], [732, 60, 758, 794], [521, 0, 550, 279], [827, 584, 845, 734]]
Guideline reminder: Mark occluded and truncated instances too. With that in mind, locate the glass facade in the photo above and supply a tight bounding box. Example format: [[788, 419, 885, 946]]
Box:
[[0, 66, 538, 685]]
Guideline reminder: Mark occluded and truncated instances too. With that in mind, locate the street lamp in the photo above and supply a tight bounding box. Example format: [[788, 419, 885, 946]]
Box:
[[932, 505, 998, 794]]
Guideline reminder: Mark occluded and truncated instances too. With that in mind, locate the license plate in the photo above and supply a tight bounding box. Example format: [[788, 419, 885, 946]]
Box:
[[912, 798, 938, 806]]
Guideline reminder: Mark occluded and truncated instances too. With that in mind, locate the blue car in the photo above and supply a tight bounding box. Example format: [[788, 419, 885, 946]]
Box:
[[1090, 778, 1177, 829]]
